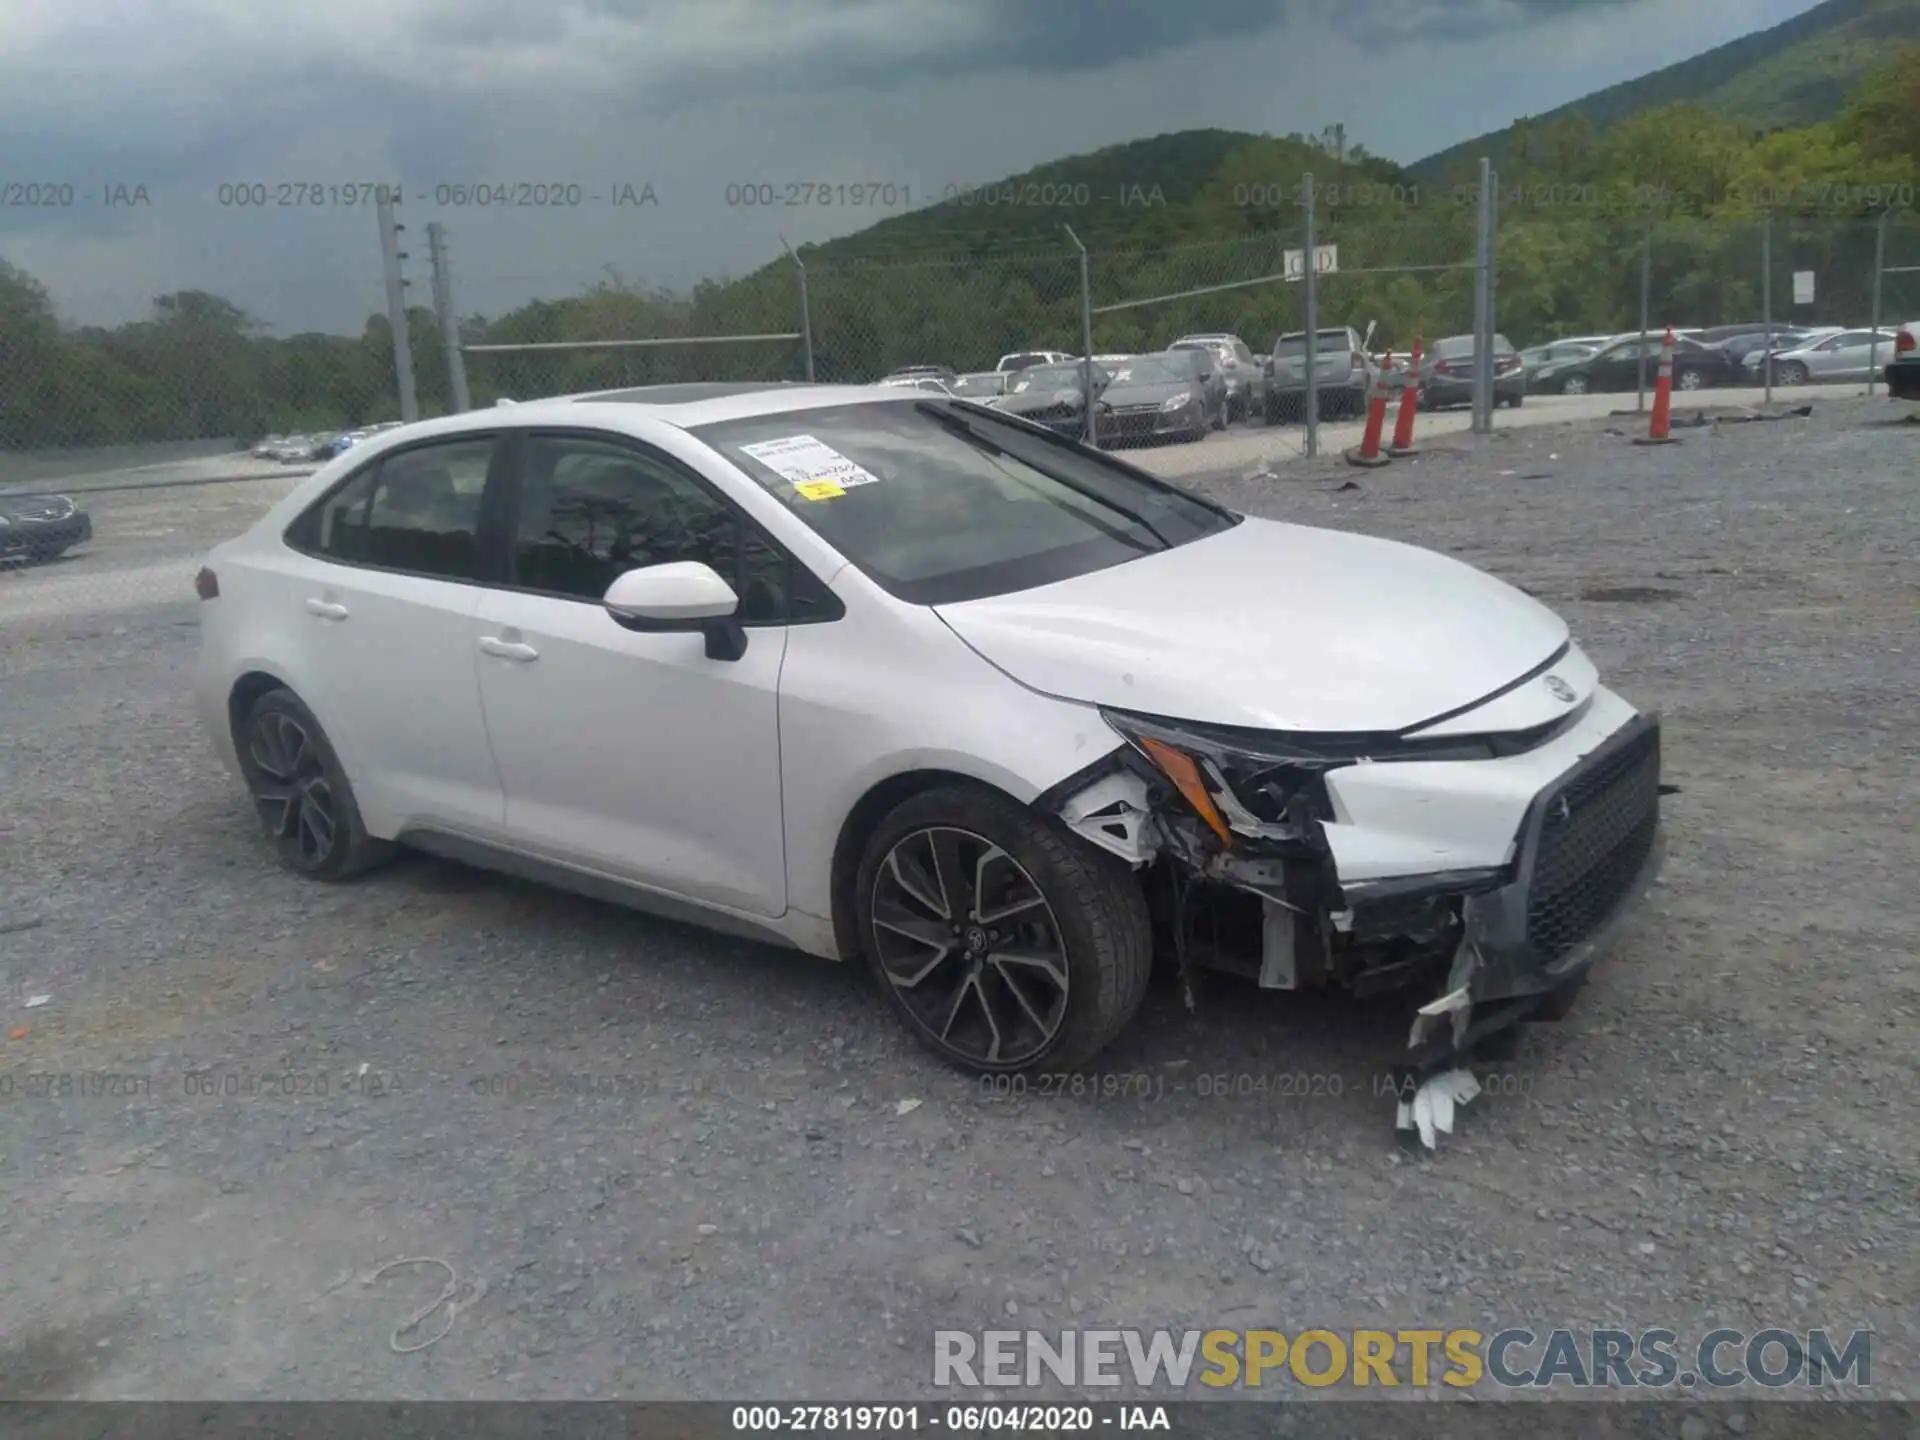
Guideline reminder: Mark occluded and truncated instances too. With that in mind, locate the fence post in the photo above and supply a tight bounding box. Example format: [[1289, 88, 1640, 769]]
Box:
[[1869, 207, 1889, 398], [1302, 172, 1319, 458], [426, 223, 472, 414], [1471, 157, 1493, 434], [1761, 212, 1774, 404], [1637, 217, 1653, 412], [782, 236, 816, 382], [1486, 168, 1500, 423], [1066, 225, 1098, 447], [376, 185, 419, 423]]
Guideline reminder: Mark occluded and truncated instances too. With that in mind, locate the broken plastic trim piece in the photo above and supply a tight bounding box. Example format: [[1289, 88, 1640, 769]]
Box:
[[1056, 770, 1161, 866], [1395, 1068, 1481, 1149]]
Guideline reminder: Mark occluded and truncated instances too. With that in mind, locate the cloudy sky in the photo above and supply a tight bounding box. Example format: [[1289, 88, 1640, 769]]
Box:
[[0, 0, 1823, 335]]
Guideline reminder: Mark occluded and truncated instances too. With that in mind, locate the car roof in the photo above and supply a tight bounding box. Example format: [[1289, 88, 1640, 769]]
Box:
[[325, 384, 913, 446]]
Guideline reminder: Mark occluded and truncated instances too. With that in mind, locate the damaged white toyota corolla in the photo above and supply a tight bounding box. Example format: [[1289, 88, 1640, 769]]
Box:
[[194, 382, 1663, 1112]]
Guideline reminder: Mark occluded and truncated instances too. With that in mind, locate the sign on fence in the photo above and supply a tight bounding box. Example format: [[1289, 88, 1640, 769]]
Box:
[[1793, 270, 1815, 304], [1283, 245, 1340, 281]]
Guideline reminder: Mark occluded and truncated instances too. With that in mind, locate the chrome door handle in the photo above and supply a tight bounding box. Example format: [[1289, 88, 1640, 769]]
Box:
[[478, 636, 539, 662], [305, 599, 348, 620]]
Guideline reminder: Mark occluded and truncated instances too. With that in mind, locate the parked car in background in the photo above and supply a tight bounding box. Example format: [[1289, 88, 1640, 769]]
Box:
[[1170, 335, 1265, 421], [1093, 353, 1135, 366], [1094, 353, 1214, 444], [252, 435, 287, 459], [1156, 349, 1228, 430], [948, 372, 1009, 404], [1420, 334, 1525, 410], [995, 350, 1075, 374], [0, 490, 92, 565], [879, 376, 955, 395], [996, 360, 1110, 436], [882, 365, 959, 384], [1884, 324, 1920, 399], [1751, 328, 1896, 386], [270, 435, 316, 463], [1736, 328, 1845, 382], [1267, 327, 1375, 421], [1529, 333, 1734, 395], [192, 381, 1663, 1079], [1714, 327, 1821, 378], [1519, 341, 1600, 375]]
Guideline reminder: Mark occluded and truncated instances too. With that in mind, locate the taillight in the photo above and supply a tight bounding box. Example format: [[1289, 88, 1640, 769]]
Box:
[[194, 566, 219, 600], [1898, 331, 1916, 355]]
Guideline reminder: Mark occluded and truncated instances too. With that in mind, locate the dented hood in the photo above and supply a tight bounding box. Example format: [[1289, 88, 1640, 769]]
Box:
[[932, 516, 1570, 733]]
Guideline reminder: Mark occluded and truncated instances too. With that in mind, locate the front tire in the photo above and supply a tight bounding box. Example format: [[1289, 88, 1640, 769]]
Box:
[[1562, 374, 1590, 396], [855, 785, 1153, 1074], [1772, 362, 1806, 387], [236, 688, 394, 880]]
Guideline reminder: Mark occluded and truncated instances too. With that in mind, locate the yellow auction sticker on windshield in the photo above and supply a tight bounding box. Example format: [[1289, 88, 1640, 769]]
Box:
[[792, 479, 845, 500], [739, 434, 880, 494]]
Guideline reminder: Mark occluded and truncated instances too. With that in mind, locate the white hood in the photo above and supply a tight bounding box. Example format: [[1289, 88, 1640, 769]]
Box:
[[933, 516, 1571, 733]]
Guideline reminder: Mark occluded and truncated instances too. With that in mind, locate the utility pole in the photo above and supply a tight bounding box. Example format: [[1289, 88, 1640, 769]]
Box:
[[426, 222, 472, 414], [376, 185, 419, 422]]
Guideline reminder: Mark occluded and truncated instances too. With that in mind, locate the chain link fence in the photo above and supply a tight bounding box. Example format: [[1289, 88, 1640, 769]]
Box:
[[5, 187, 1919, 643]]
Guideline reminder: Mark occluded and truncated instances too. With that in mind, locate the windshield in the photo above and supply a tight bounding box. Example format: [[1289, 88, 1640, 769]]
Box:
[[1105, 357, 1186, 385], [692, 399, 1240, 605], [1010, 363, 1099, 392]]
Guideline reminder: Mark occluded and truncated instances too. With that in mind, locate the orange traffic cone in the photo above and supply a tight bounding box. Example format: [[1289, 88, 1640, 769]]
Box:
[[1388, 338, 1422, 457], [1346, 354, 1394, 467], [1633, 327, 1681, 446]]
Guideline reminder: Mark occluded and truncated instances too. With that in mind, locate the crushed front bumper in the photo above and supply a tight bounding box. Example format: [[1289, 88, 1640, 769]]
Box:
[[1055, 684, 1665, 1074]]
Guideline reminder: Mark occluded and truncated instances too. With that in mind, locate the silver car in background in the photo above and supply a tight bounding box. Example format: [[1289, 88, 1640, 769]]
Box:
[[948, 371, 1010, 405], [1266, 326, 1375, 422], [1763, 328, 1906, 386]]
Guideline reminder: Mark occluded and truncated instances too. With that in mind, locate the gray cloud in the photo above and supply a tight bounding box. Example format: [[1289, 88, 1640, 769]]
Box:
[[0, 0, 1827, 333]]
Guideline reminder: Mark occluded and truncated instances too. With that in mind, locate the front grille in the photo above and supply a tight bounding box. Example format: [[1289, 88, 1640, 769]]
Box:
[[1526, 723, 1661, 962], [1102, 405, 1165, 437]]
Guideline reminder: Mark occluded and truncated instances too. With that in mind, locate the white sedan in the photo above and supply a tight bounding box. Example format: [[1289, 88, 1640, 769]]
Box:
[[193, 380, 1664, 1085]]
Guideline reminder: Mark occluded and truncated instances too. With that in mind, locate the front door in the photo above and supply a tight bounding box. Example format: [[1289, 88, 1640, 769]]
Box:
[[472, 430, 790, 917]]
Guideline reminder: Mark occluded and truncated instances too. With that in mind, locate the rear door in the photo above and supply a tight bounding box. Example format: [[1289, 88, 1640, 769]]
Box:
[[276, 433, 510, 835]]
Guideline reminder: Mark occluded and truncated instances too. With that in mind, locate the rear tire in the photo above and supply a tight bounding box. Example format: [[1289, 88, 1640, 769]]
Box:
[[236, 688, 395, 881], [854, 784, 1153, 1075]]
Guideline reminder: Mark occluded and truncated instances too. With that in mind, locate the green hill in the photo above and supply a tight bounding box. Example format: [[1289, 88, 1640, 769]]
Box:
[[1410, 0, 1920, 183]]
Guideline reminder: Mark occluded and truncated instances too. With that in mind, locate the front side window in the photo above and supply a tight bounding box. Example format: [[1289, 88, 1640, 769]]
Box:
[[692, 399, 1239, 606], [510, 433, 807, 624], [291, 435, 495, 580]]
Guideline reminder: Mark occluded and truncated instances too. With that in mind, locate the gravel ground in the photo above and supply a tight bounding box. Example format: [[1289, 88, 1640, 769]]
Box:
[[0, 398, 1915, 1409]]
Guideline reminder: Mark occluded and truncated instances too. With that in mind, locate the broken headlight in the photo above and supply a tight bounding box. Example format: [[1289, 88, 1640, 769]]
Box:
[[1099, 710, 1348, 843], [1100, 708, 1517, 845]]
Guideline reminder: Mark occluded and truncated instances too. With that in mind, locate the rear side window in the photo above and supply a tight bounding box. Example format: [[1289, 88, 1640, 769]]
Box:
[[288, 436, 496, 581]]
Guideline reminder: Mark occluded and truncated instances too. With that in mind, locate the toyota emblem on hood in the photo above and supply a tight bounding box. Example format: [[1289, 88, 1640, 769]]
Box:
[[1543, 675, 1577, 702]]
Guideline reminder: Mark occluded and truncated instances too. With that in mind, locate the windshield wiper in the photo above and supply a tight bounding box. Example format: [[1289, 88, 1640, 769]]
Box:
[[914, 401, 1171, 547]]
